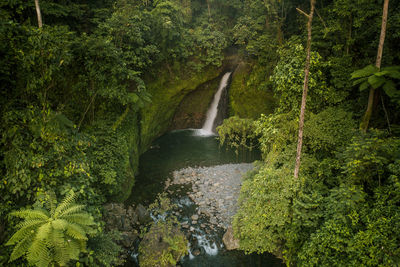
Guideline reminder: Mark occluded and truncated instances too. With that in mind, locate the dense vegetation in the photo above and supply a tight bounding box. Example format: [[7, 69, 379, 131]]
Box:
[[1, 0, 400, 266], [217, 0, 400, 266]]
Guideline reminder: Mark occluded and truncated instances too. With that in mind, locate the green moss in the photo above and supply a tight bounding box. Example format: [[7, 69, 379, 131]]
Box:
[[169, 75, 221, 129], [229, 61, 276, 119], [112, 109, 140, 202], [140, 62, 221, 152]]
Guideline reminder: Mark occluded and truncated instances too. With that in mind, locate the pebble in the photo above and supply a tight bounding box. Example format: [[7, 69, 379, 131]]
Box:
[[169, 163, 253, 229]]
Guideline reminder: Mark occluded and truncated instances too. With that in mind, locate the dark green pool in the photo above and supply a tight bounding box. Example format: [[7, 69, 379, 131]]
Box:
[[125, 129, 283, 267]]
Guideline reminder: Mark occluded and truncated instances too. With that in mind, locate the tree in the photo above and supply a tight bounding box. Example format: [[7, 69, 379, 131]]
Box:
[[34, 0, 43, 28], [360, 0, 389, 132], [6, 191, 96, 267], [294, 0, 316, 179]]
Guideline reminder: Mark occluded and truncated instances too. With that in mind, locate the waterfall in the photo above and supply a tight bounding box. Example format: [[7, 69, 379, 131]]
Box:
[[198, 72, 231, 135]]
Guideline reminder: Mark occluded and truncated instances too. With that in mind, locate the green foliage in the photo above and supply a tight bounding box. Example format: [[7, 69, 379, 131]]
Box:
[[139, 194, 188, 267], [297, 180, 400, 267], [6, 191, 97, 267], [217, 116, 258, 155], [229, 62, 276, 119], [339, 131, 400, 187], [253, 112, 298, 162], [351, 65, 400, 105], [233, 107, 400, 265], [234, 165, 299, 255], [304, 107, 357, 154], [232, 0, 286, 64], [271, 38, 346, 112], [79, 231, 123, 267], [187, 25, 227, 71]]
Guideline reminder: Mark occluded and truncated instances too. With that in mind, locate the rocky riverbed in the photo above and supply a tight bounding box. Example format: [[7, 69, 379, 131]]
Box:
[[166, 163, 254, 230]]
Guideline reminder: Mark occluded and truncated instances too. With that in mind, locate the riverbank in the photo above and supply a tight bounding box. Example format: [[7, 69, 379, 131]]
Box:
[[166, 163, 254, 230]]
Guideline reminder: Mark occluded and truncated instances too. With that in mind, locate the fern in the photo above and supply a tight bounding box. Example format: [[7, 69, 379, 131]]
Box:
[[54, 190, 77, 217], [6, 191, 97, 266], [10, 209, 50, 220]]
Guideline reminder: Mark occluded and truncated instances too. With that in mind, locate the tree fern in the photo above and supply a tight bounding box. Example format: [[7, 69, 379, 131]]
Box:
[[6, 190, 97, 267]]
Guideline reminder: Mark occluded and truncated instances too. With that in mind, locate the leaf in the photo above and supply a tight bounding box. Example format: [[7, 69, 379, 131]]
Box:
[[351, 65, 378, 79], [359, 81, 369, 91], [386, 70, 400, 80], [381, 66, 400, 72], [383, 80, 398, 98], [352, 77, 368, 86], [10, 209, 49, 220], [368, 75, 386, 89]]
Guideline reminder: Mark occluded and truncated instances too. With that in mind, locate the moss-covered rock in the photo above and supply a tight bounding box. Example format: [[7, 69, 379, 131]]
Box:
[[139, 62, 221, 152], [229, 61, 276, 119], [169, 74, 222, 130], [139, 221, 188, 267], [111, 108, 140, 202]]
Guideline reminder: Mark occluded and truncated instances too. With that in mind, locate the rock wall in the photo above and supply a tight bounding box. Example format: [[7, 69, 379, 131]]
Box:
[[139, 63, 222, 153], [169, 75, 222, 130]]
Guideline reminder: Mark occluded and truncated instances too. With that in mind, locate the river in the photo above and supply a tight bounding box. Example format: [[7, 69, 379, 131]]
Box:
[[125, 129, 283, 267]]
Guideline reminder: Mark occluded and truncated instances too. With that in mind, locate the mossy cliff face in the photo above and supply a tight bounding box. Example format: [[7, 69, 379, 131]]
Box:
[[112, 109, 140, 202], [229, 61, 276, 119], [116, 64, 222, 201], [169, 75, 222, 130], [139, 63, 221, 153]]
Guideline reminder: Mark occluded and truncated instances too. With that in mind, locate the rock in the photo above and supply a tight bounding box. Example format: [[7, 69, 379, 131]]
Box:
[[191, 214, 199, 221], [192, 220, 197, 225], [192, 248, 201, 256], [120, 231, 138, 248], [127, 206, 139, 226], [139, 222, 187, 267], [136, 204, 152, 224], [222, 226, 240, 250]]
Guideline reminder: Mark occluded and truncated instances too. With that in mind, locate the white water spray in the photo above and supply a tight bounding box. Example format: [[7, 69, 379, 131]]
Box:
[[197, 72, 231, 135]]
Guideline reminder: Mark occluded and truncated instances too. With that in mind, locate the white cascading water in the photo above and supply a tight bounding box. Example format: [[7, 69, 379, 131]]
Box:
[[198, 72, 232, 135]]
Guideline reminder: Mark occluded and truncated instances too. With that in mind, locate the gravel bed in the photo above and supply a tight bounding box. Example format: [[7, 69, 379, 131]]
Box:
[[165, 163, 253, 229]]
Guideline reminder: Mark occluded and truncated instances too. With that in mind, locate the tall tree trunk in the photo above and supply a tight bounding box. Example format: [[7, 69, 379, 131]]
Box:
[[294, 0, 315, 179], [360, 0, 389, 132], [206, 0, 211, 20], [34, 0, 43, 28]]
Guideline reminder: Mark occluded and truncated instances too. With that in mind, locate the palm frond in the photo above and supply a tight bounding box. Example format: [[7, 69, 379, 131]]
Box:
[[54, 191, 77, 218], [36, 222, 52, 241], [65, 223, 88, 240], [51, 228, 66, 247], [27, 238, 51, 267], [51, 219, 69, 231], [64, 239, 82, 261], [10, 209, 50, 220], [6, 221, 41, 246], [53, 241, 70, 266], [58, 204, 86, 217], [8, 235, 33, 262]]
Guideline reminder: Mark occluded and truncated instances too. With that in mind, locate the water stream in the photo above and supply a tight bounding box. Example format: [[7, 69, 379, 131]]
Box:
[[197, 72, 231, 135], [125, 74, 283, 266]]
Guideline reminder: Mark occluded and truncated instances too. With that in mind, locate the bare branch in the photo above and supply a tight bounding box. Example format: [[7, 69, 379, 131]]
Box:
[[296, 7, 309, 18]]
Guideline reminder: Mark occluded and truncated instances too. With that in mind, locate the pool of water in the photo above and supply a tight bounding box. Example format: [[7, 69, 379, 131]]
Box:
[[125, 129, 283, 267]]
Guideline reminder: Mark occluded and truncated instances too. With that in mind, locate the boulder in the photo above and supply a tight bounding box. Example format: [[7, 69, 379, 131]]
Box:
[[136, 204, 152, 224], [139, 221, 187, 267], [222, 226, 239, 250], [120, 231, 139, 248]]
